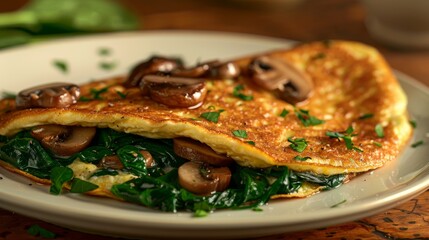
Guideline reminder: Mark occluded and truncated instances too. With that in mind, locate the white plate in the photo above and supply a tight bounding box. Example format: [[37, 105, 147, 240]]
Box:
[[0, 31, 428, 239]]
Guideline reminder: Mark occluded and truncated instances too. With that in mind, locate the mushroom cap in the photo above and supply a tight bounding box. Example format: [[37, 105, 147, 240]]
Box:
[[248, 56, 313, 104], [16, 82, 80, 109]]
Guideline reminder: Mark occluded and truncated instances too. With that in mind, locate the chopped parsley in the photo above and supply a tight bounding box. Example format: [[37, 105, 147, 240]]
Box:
[[373, 141, 382, 147], [294, 156, 311, 161], [27, 224, 56, 239], [232, 129, 248, 138], [246, 141, 256, 146], [295, 108, 325, 127], [99, 61, 117, 71], [287, 137, 308, 153], [279, 108, 289, 118], [52, 60, 68, 74], [98, 47, 111, 56], [409, 120, 417, 128], [80, 87, 109, 101], [1, 91, 16, 99], [116, 91, 127, 99], [200, 109, 224, 123], [232, 85, 253, 101], [330, 199, 347, 208], [359, 113, 374, 120], [411, 140, 424, 148], [326, 126, 363, 152], [375, 124, 384, 138]]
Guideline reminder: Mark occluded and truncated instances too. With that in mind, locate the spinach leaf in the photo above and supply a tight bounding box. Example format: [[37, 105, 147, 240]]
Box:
[[73, 146, 113, 164], [117, 145, 148, 177], [296, 172, 345, 190], [90, 168, 119, 177], [112, 170, 181, 212], [70, 178, 99, 193], [0, 137, 60, 179], [50, 166, 73, 195]]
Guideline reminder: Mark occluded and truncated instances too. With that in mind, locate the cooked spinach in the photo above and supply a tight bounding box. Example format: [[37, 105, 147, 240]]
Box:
[[50, 166, 73, 195], [70, 178, 99, 193], [0, 137, 60, 179], [0, 128, 346, 214]]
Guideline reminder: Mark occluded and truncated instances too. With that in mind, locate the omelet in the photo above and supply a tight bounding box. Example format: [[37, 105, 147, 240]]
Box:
[[0, 40, 413, 211]]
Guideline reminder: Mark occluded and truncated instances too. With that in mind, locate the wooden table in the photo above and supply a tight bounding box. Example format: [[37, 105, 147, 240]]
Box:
[[1, 0, 428, 239]]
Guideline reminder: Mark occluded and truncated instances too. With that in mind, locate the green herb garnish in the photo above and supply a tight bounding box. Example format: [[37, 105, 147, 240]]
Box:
[[27, 224, 56, 239], [1, 91, 16, 99], [295, 108, 325, 127], [359, 113, 374, 120], [246, 141, 256, 146], [287, 137, 308, 153], [326, 126, 362, 152], [49, 166, 73, 195], [80, 87, 109, 101], [375, 124, 384, 138], [99, 61, 117, 71], [279, 108, 289, 118], [233, 85, 253, 101], [294, 156, 311, 161], [98, 47, 111, 56], [116, 91, 127, 99], [411, 140, 424, 148], [70, 178, 99, 193], [200, 110, 224, 123], [330, 199, 347, 208], [232, 129, 248, 138], [373, 141, 382, 147], [53, 60, 68, 73], [409, 120, 417, 128]]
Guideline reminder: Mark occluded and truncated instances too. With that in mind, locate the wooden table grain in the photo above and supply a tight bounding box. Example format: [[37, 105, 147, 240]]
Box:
[[1, 0, 428, 239]]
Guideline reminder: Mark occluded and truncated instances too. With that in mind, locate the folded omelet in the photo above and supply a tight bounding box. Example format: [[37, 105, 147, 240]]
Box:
[[0, 41, 413, 211]]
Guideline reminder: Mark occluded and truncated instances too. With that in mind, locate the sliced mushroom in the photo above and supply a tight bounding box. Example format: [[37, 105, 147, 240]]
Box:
[[142, 75, 207, 108], [173, 138, 233, 166], [172, 60, 240, 80], [171, 61, 214, 78], [248, 56, 313, 104], [208, 61, 241, 79], [178, 161, 231, 195], [98, 150, 154, 170], [125, 56, 184, 87], [16, 82, 80, 109], [31, 125, 96, 157]]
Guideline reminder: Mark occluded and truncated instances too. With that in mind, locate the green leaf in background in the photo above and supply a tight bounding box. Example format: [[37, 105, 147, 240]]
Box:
[[27, 224, 56, 238], [0, 0, 139, 48], [0, 30, 32, 49]]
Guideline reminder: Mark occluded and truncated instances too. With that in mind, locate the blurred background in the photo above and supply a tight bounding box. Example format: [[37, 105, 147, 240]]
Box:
[[0, 0, 428, 85], [0, 1, 428, 239]]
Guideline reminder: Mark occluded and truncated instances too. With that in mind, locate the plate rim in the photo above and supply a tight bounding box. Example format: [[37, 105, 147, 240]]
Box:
[[0, 31, 428, 238]]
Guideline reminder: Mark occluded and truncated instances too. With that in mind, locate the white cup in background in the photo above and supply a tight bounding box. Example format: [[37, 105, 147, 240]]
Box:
[[362, 0, 429, 49]]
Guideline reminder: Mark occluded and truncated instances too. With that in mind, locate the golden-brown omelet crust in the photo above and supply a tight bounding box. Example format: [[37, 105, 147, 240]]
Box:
[[0, 41, 412, 175]]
